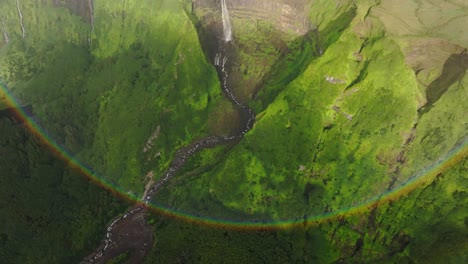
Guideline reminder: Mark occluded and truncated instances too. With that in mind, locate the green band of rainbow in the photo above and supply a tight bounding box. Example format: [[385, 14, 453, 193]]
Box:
[[1, 79, 466, 230]]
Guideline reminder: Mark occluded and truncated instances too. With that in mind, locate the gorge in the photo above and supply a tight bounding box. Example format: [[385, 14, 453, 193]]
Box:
[[0, 0, 466, 263], [83, 2, 257, 262]]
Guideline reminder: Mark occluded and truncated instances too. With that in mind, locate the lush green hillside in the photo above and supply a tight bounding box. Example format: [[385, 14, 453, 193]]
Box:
[[0, 0, 466, 263], [0, 0, 223, 195], [145, 157, 467, 263], [0, 117, 127, 263], [160, 0, 467, 219], [153, 0, 467, 262]]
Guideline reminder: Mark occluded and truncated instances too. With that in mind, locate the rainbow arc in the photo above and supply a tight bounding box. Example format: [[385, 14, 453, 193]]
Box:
[[1, 79, 466, 229]]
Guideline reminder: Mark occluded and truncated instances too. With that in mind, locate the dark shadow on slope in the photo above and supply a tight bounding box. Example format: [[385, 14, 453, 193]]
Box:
[[319, 7, 357, 49], [250, 30, 319, 112], [251, 7, 357, 113], [0, 105, 33, 124], [419, 52, 468, 115], [184, 4, 223, 67]]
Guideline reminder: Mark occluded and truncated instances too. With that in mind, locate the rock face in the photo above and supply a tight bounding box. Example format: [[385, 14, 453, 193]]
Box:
[[192, 0, 311, 36], [43, 0, 94, 24]]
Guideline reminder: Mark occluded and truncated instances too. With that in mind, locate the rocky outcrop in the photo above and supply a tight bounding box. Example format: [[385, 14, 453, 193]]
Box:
[[192, 0, 311, 36]]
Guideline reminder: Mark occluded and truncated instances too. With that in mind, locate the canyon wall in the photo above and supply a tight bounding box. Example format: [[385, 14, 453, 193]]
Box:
[[192, 0, 311, 36], [36, 0, 94, 23]]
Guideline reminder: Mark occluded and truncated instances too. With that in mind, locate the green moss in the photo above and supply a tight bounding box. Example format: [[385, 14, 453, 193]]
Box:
[[190, 5, 462, 225], [0, 118, 127, 263], [1, 0, 466, 262], [145, 154, 466, 262], [0, 0, 222, 195]]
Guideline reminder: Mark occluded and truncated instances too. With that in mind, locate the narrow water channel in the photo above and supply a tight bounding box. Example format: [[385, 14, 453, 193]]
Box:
[[82, 3, 255, 263]]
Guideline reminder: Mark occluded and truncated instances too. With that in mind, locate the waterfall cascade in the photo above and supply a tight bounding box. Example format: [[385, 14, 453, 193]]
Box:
[[2, 31, 9, 43], [84, 1, 255, 262], [221, 0, 232, 42], [87, 0, 94, 47], [1, 20, 9, 43], [16, 0, 25, 39]]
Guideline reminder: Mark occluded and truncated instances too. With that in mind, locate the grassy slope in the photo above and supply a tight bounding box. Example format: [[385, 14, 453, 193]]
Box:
[[153, 0, 467, 262], [204, 15, 421, 218], [189, 0, 466, 217], [373, 0, 468, 47], [88, 0, 222, 194], [155, 0, 357, 218], [0, 0, 222, 195], [142, 157, 466, 263], [0, 0, 466, 262]]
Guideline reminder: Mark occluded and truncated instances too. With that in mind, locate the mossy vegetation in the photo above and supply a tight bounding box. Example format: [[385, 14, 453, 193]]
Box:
[[0, 117, 127, 263], [0, 0, 222, 195], [156, 0, 466, 261], [182, 15, 421, 219], [142, 157, 466, 263], [0, 0, 466, 262]]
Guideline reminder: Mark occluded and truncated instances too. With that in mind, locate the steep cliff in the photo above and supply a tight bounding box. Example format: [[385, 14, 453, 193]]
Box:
[[158, 0, 467, 262], [38, 0, 94, 23], [193, 0, 311, 35], [0, 0, 223, 194], [0, 0, 466, 263], [174, 0, 467, 220], [192, 0, 323, 103]]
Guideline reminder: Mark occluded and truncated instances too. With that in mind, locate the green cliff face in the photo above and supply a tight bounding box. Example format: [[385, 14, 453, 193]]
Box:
[[156, 0, 467, 262], [0, 0, 466, 263], [0, 0, 223, 194], [164, 0, 466, 209]]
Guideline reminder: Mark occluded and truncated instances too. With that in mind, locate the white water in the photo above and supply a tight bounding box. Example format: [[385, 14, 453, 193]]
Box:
[[214, 53, 221, 66], [2, 31, 9, 43], [87, 0, 94, 47], [1, 20, 9, 43], [16, 0, 25, 39], [221, 0, 232, 42]]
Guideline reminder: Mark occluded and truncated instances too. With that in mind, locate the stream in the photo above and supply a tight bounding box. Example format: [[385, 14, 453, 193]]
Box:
[[82, 3, 255, 263]]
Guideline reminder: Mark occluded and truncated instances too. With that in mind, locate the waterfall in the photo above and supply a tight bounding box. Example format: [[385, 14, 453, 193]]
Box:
[[2, 31, 9, 43], [16, 0, 25, 39], [221, 0, 232, 42], [87, 0, 94, 47], [214, 53, 221, 66], [1, 20, 9, 43]]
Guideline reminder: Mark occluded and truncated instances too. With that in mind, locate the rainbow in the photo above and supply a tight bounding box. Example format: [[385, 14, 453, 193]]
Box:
[[1, 79, 466, 230]]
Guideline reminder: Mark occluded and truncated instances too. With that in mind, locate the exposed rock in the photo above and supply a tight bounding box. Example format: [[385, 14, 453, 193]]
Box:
[[325, 76, 346, 84], [2, 31, 9, 43], [404, 38, 466, 86], [16, 0, 25, 38], [353, 51, 363, 61], [192, 0, 311, 36], [143, 125, 160, 153], [0, 18, 9, 44], [372, 0, 468, 47], [45, 0, 94, 24], [343, 113, 353, 121]]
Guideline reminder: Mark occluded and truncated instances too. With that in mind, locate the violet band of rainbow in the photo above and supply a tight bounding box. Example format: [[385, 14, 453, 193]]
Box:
[[1, 79, 466, 229]]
